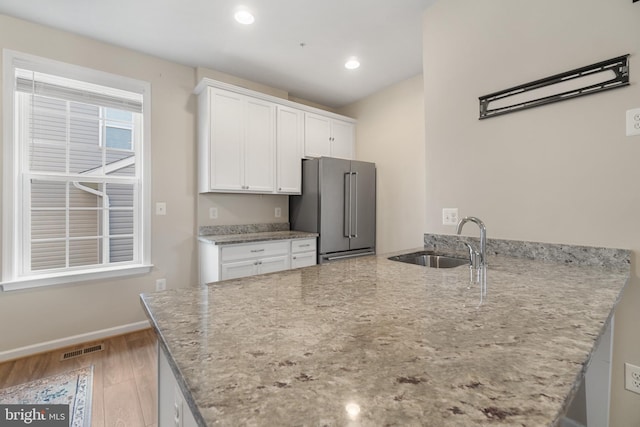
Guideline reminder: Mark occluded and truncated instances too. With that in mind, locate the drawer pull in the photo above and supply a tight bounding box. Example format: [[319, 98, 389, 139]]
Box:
[[250, 249, 265, 253], [299, 244, 311, 248]]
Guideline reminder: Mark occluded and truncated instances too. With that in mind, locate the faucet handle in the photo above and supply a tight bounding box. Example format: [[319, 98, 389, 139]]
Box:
[[461, 242, 475, 267]]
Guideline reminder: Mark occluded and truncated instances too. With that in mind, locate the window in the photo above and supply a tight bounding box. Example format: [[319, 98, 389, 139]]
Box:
[[2, 50, 152, 291]]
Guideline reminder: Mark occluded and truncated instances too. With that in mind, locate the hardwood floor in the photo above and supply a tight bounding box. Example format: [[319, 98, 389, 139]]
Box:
[[0, 329, 158, 427]]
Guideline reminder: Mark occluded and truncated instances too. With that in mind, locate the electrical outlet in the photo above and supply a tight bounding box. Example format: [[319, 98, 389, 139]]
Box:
[[155, 278, 166, 291], [155, 202, 167, 216], [626, 108, 640, 136], [275, 207, 282, 218], [625, 362, 640, 394], [442, 208, 459, 225], [209, 207, 218, 219]]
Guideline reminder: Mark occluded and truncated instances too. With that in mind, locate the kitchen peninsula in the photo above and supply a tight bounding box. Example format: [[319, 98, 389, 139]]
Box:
[[140, 236, 629, 426]]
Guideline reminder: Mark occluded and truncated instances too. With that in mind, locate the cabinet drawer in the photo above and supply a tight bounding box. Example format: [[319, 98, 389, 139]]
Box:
[[291, 238, 316, 253], [221, 241, 289, 262], [291, 252, 316, 269]]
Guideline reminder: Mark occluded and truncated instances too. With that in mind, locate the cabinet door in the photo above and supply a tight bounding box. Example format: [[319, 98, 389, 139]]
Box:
[[221, 259, 258, 280], [158, 348, 199, 427], [209, 89, 244, 191], [330, 120, 354, 160], [244, 98, 276, 192], [176, 384, 199, 427], [291, 252, 316, 269], [158, 347, 175, 427], [257, 255, 290, 275], [304, 113, 331, 158], [276, 106, 303, 194]]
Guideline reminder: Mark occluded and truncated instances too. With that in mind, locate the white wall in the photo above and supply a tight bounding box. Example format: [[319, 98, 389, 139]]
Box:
[[422, 1, 640, 425], [339, 75, 426, 253], [0, 13, 198, 353]]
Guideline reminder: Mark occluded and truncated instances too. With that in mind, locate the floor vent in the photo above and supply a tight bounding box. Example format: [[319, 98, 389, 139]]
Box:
[[60, 343, 105, 360]]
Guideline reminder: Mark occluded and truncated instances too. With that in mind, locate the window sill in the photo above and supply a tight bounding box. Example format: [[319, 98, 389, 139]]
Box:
[[0, 264, 154, 292]]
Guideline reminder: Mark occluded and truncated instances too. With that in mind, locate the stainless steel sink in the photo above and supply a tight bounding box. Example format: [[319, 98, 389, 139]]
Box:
[[388, 251, 469, 268]]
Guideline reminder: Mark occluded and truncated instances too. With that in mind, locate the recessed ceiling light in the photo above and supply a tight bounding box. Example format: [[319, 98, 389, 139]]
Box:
[[345, 57, 360, 70], [234, 9, 255, 25]]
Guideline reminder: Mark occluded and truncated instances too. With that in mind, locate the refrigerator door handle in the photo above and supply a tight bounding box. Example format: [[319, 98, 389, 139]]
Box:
[[352, 171, 358, 238], [344, 172, 352, 238]]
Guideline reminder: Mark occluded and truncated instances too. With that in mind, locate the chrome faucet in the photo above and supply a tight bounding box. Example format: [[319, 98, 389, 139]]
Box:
[[457, 216, 487, 300], [456, 217, 486, 267]]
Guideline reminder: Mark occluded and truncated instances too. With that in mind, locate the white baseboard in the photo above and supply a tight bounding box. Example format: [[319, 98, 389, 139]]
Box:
[[0, 320, 151, 363]]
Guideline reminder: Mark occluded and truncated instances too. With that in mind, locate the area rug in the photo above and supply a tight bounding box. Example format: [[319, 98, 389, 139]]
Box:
[[0, 365, 93, 427]]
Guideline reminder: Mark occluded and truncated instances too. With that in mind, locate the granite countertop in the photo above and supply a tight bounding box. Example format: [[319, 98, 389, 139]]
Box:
[[141, 242, 629, 426], [198, 230, 319, 245]]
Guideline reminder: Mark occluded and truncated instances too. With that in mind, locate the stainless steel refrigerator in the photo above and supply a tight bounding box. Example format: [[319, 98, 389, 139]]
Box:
[[290, 157, 376, 263]]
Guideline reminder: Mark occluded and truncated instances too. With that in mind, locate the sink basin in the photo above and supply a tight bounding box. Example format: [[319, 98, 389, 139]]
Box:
[[388, 251, 469, 268]]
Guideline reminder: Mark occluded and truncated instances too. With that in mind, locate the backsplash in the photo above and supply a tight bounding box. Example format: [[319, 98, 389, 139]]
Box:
[[199, 222, 290, 236], [424, 234, 630, 269]]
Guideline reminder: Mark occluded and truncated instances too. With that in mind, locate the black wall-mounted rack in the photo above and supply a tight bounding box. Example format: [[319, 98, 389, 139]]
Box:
[[479, 55, 630, 120]]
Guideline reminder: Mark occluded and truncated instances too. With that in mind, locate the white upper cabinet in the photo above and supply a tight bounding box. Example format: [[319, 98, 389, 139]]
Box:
[[207, 89, 244, 191], [244, 98, 276, 192], [304, 112, 354, 160], [195, 78, 355, 194], [200, 87, 275, 193], [304, 113, 332, 158], [276, 106, 303, 194], [330, 119, 355, 160]]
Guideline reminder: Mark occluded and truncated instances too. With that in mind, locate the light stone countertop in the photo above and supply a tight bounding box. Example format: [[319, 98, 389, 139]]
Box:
[[198, 230, 319, 245], [140, 246, 629, 426]]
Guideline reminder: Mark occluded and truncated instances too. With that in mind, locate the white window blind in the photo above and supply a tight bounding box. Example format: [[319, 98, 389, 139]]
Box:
[[15, 68, 143, 113], [2, 51, 151, 290]]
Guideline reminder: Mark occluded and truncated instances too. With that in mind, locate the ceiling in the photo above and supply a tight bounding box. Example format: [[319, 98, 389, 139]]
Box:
[[0, 0, 434, 108]]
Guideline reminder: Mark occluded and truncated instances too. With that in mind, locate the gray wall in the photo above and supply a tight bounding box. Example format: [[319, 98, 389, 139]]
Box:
[[422, 0, 640, 425]]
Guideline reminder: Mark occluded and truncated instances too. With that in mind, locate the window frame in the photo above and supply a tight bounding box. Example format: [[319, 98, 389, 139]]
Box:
[[1, 49, 152, 291]]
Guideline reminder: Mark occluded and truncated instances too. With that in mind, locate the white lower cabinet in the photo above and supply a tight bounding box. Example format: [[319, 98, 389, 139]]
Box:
[[291, 238, 317, 269], [158, 346, 198, 427], [220, 254, 289, 280], [220, 241, 289, 281], [199, 237, 317, 285], [291, 252, 316, 269]]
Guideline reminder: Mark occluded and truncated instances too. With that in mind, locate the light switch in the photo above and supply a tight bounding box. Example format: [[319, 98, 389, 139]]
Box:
[[209, 207, 218, 219], [155, 202, 167, 216], [626, 108, 640, 136]]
